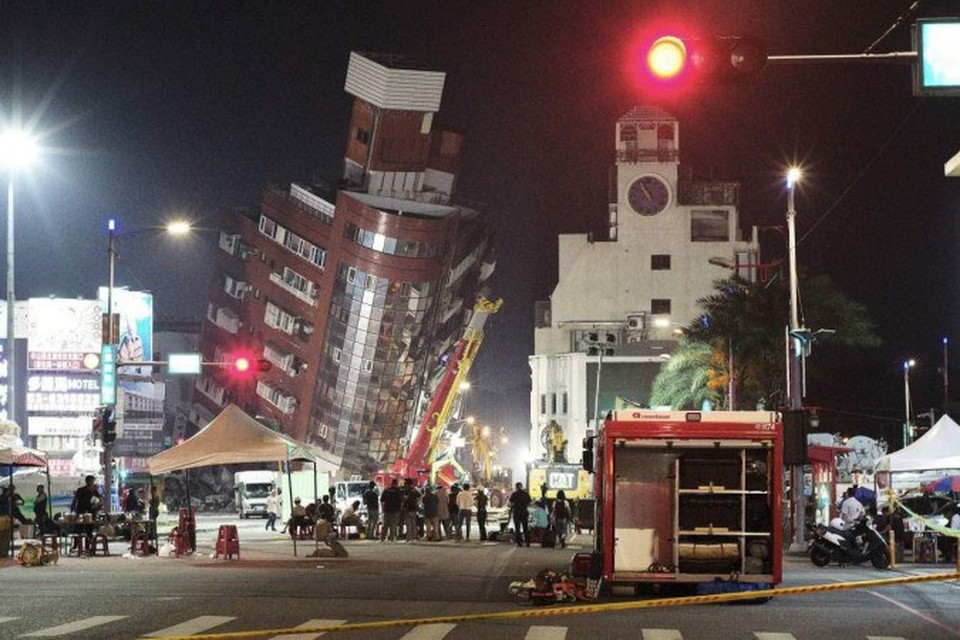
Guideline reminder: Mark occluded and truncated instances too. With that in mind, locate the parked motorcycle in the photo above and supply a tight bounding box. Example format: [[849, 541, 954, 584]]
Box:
[[809, 517, 890, 569]]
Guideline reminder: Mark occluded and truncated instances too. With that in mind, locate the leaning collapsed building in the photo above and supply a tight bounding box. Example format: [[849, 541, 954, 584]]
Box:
[[193, 52, 495, 478]]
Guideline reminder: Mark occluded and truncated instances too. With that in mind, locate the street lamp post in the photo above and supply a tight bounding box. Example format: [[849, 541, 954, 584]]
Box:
[[903, 358, 916, 447], [785, 167, 806, 552], [102, 218, 192, 513], [0, 130, 38, 427]]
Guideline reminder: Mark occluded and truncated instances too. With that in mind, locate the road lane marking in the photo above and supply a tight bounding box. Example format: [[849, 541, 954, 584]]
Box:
[[755, 634, 797, 640], [865, 589, 960, 638], [168, 572, 960, 639], [143, 616, 236, 638], [642, 630, 682, 640], [23, 616, 127, 637], [525, 625, 567, 639], [0, 617, 19, 624], [268, 619, 346, 640], [399, 623, 457, 639]]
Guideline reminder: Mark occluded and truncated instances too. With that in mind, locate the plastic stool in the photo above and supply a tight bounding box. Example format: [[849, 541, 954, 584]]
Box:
[[40, 534, 59, 555], [91, 534, 110, 556], [214, 524, 240, 560], [68, 533, 88, 556], [131, 532, 152, 556]]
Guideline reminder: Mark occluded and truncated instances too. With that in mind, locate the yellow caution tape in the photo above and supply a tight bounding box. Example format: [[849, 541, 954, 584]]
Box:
[[143, 571, 960, 639]]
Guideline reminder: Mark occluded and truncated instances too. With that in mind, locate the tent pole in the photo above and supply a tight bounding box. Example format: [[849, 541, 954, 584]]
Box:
[[6, 465, 12, 557], [286, 448, 295, 557]]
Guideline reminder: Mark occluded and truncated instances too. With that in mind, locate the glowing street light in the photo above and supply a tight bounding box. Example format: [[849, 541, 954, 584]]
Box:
[[0, 128, 39, 426]]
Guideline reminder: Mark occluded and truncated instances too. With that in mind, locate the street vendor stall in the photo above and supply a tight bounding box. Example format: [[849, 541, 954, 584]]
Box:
[[1, 443, 49, 557]]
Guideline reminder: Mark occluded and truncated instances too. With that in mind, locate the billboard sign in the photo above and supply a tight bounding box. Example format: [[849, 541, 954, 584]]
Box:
[[27, 373, 101, 413], [97, 288, 153, 375], [27, 298, 103, 353], [914, 18, 960, 96]]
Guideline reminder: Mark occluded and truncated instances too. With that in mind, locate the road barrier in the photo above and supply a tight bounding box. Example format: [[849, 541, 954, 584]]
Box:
[[143, 571, 960, 639]]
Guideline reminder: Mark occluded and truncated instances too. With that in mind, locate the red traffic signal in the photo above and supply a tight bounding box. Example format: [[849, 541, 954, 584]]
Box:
[[641, 34, 768, 86], [228, 354, 272, 377], [234, 356, 252, 373]]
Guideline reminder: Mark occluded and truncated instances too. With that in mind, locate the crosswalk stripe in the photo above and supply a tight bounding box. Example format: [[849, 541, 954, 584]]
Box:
[[755, 634, 797, 640], [0, 618, 19, 624], [525, 625, 567, 640], [142, 616, 236, 638], [268, 619, 346, 640], [22, 616, 127, 637], [642, 631, 682, 640], [399, 623, 457, 639]]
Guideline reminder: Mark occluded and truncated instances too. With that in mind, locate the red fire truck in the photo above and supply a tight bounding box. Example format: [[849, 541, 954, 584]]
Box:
[[577, 410, 783, 591]]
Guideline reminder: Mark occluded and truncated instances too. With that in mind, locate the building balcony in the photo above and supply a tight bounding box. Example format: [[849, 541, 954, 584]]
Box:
[[207, 304, 243, 334], [268, 271, 318, 306], [256, 380, 297, 415], [195, 376, 226, 407]]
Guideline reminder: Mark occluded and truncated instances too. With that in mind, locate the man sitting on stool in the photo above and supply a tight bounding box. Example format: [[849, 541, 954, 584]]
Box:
[[287, 498, 309, 538]]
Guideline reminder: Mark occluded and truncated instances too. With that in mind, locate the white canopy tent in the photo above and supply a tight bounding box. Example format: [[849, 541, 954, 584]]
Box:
[[875, 414, 960, 473], [147, 404, 339, 475]]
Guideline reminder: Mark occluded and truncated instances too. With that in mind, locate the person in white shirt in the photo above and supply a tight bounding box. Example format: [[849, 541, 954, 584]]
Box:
[[839, 488, 865, 525], [456, 483, 476, 541]]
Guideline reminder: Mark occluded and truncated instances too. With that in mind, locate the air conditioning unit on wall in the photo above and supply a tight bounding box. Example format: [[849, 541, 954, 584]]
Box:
[[627, 312, 646, 330]]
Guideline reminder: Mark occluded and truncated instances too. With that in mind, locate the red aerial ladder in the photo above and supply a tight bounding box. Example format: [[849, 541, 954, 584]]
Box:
[[377, 296, 502, 487]]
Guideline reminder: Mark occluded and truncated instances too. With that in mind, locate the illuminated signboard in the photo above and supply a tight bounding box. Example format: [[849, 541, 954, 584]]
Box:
[[27, 298, 103, 353], [29, 352, 101, 371], [27, 373, 101, 413], [914, 18, 960, 96]]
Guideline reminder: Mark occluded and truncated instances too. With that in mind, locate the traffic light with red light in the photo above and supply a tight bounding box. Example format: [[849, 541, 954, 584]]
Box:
[[642, 34, 768, 86], [228, 353, 272, 379]]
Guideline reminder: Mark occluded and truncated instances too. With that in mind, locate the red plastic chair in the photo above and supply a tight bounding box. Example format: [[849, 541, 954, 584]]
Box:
[[214, 524, 240, 560]]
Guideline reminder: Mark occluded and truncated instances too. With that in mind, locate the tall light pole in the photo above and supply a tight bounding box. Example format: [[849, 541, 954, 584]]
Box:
[[102, 218, 192, 513], [785, 167, 806, 552], [0, 129, 38, 427], [903, 358, 916, 447], [942, 337, 949, 413]]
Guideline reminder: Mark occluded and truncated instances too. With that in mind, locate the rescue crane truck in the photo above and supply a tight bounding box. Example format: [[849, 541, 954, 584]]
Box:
[[377, 296, 502, 488], [574, 410, 783, 593]]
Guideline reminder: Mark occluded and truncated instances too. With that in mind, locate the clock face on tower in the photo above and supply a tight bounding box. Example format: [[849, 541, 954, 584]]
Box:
[[627, 174, 671, 216]]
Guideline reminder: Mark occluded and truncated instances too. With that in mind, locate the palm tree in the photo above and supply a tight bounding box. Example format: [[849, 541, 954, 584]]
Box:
[[659, 272, 880, 410]]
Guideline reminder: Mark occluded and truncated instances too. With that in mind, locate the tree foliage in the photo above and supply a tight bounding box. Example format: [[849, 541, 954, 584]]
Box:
[[654, 272, 881, 410]]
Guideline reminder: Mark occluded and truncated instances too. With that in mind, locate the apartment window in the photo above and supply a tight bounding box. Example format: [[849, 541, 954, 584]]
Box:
[[691, 209, 730, 242], [540, 394, 547, 415], [651, 299, 672, 315], [284, 232, 305, 255], [311, 246, 327, 268], [258, 216, 278, 239], [355, 127, 370, 144], [651, 254, 671, 270], [282, 267, 308, 292], [561, 392, 568, 415], [346, 267, 357, 284], [550, 393, 557, 415]]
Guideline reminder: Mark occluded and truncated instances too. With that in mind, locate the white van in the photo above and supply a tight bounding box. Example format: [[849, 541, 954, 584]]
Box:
[[234, 470, 277, 519]]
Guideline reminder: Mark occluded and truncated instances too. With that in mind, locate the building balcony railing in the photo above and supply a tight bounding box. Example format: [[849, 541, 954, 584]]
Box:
[[207, 305, 243, 334], [264, 185, 335, 226], [256, 380, 297, 415], [616, 149, 679, 164], [195, 377, 226, 407], [268, 272, 318, 306]]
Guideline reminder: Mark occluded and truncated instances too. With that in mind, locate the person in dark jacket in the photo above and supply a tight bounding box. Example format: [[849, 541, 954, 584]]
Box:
[[448, 484, 461, 540], [508, 482, 532, 547], [422, 486, 440, 541], [379, 479, 403, 543]]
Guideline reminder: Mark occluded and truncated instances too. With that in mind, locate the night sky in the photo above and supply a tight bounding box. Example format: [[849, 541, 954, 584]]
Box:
[[2, 2, 959, 455]]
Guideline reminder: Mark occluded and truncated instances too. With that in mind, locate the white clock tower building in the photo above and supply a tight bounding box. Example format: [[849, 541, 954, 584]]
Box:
[[528, 106, 760, 464]]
